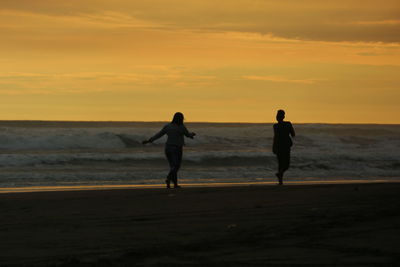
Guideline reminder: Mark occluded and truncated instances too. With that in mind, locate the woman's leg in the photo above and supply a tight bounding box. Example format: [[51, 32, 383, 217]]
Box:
[[165, 145, 183, 188], [175, 147, 183, 186], [165, 146, 174, 188]]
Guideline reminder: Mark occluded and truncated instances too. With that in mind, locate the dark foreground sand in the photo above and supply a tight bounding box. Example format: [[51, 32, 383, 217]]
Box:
[[0, 183, 399, 266]]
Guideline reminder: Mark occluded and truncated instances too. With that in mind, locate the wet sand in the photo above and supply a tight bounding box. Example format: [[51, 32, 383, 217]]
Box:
[[0, 182, 399, 266]]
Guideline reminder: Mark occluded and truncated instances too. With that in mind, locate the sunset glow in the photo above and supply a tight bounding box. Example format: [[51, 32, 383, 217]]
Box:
[[1, 0, 399, 123]]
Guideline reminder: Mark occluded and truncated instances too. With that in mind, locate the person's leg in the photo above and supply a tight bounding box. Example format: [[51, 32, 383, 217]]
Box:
[[282, 150, 290, 173], [277, 150, 290, 184], [165, 145, 176, 188], [173, 147, 183, 187], [276, 154, 283, 185], [165, 145, 182, 188]]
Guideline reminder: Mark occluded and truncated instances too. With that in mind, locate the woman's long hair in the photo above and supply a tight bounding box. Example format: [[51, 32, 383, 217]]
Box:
[[171, 112, 184, 125]]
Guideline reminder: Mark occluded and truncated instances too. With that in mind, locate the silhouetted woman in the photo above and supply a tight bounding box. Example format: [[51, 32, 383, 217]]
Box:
[[142, 112, 196, 188], [273, 110, 295, 185]]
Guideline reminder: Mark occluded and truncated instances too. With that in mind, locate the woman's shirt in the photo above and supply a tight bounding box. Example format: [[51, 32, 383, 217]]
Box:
[[149, 123, 193, 146], [273, 121, 295, 153]]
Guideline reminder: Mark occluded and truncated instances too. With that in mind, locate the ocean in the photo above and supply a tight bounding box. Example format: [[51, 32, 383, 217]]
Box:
[[0, 121, 399, 188]]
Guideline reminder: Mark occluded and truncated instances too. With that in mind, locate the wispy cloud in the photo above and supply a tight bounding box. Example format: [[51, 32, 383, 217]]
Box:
[[353, 20, 400, 26], [208, 31, 400, 49], [0, 71, 217, 95], [242, 75, 318, 85], [1, 0, 400, 43], [0, 9, 161, 30]]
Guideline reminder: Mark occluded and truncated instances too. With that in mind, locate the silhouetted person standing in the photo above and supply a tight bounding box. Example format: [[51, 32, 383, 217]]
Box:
[[273, 110, 295, 185], [142, 112, 196, 188]]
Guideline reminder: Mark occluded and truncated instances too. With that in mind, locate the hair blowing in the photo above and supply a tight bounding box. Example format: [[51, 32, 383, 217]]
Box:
[[171, 112, 184, 125]]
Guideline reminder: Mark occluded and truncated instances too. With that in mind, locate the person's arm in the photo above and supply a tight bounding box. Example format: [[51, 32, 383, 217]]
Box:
[[142, 126, 167, 144], [289, 122, 295, 137], [183, 125, 196, 139], [272, 124, 278, 154], [273, 124, 278, 137]]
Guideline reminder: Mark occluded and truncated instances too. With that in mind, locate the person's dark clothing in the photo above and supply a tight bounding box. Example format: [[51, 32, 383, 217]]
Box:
[[276, 149, 291, 174], [165, 144, 183, 185], [148, 122, 194, 186], [273, 121, 295, 153], [149, 123, 192, 146], [273, 121, 295, 176]]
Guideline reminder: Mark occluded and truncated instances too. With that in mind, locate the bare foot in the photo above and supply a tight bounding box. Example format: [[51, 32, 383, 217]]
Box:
[[275, 173, 283, 185]]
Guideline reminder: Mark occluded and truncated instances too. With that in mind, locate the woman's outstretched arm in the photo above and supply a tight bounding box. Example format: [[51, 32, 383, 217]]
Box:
[[142, 126, 167, 144], [183, 125, 196, 139]]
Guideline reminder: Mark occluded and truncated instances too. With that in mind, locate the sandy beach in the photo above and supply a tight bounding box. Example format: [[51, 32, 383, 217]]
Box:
[[0, 182, 399, 266]]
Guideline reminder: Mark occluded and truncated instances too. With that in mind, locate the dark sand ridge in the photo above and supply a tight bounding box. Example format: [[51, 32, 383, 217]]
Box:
[[0, 183, 399, 266]]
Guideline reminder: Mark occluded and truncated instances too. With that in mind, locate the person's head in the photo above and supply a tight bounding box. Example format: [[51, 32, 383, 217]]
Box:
[[276, 109, 285, 122], [171, 112, 184, 125]]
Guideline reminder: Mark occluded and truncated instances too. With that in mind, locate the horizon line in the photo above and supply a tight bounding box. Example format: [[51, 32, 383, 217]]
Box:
[[0, 119, 398, 125]]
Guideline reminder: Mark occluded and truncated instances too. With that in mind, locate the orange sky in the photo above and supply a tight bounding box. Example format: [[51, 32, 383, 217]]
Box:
[[0, 0, 399, 123]]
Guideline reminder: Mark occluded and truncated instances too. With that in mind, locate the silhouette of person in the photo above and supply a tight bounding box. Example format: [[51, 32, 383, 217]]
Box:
[[142, 112, 196, 188], [273, 110, 295, 185]]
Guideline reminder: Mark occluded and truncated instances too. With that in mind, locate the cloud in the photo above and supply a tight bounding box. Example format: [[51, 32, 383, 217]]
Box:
[[0, 9, 161, 30], [1, 0, 399, 43], [353, 20, 400, 26], [242, 75, 317, 84], [0, 71, 217, 95]]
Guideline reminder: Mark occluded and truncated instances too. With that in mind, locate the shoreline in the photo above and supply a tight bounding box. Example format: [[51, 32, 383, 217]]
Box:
[[0, 179, 398, 194]]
